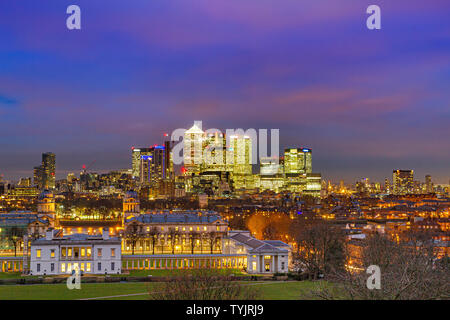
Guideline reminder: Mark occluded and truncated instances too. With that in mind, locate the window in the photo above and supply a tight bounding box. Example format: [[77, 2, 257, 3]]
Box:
[[111, 262, 115, 270], [252, 261, 257, 271], [61, 247, 66, 258], [37, 264, 40, 272], [50, 249, 55, 258], [175, 227, 179, 231], [216, 226, 220, 231], [86, 263, 91, 272], [81, 248, 85, 257], [203, 227, 207, 231], [51, 263, 55, 272], [98, 263, 101, 271], [36, 249, 41, 258], [97, 248, 102, 257], [67, 248, 72, 258], [86, 247, 92, 257], [61, 263, 66, 273], [111, 248, 115, 257], [281, 262, 285, 270], [81, 263, 85, 272], [189, 227, 193, 231], [74, 247, 79, 258]]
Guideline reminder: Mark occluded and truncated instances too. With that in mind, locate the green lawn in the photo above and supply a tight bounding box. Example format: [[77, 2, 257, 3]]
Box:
[[0, 281, 321, 300]]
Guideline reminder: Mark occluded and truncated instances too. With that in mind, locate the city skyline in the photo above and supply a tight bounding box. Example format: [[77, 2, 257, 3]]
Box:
[[1, 1, 450, 183]]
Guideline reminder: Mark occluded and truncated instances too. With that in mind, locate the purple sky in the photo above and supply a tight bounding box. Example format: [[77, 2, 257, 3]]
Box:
[[1, 0, 449, 184]]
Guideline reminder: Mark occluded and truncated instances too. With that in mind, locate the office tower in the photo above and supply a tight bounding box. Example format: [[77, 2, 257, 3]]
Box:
[[67, 173, 76, 183], [228, 135, 252, 175], [164, 140, 174, 180], [202, 131, 227, 172], [284, 148, 312, 174], [131, 147, 153, 179], [140, 145, 167, 186], [184, 122, 204, 175], [303, 148, 312, 173], [42, 152, 56, 189], [392, 169, 414, 195], [384, 178, 391, 194], [33, 166, 43, 189], [425, 175, 433, 193]]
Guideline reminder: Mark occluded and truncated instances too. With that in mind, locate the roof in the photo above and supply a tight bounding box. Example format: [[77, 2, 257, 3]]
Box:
[[0, 213, 49, 226], [32, 233, 121, 245], [126, 213, 225, 225], [228, 232, 289, 254]]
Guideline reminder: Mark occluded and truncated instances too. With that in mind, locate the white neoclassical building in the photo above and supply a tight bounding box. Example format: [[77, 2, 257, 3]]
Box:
[[223, 230, 290, 274], [30, 228, 121, 275]]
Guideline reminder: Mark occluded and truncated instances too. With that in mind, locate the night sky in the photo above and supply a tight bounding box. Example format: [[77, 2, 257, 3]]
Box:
[[1, 0, 449, 183]]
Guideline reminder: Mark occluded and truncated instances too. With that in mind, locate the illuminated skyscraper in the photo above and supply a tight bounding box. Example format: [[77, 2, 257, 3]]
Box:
[[425, 175, 433, 193], [284, 148, 312, 174], [392, 169, 414, 195], [184, 122, 204, 175], [132, 146, 171, 186], [228, 135, 252, 175], [132, 147, 153, 179], [34, 152, 55, 190]]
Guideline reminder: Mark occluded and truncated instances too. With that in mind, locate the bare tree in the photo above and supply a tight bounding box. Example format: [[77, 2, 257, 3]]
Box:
[[207, 231, 220, 254], [306, 233, 450, 300], [167, 227, 181, 254], [4, 227, 26, 257], [188, 230, 200, 255], [291, 221, 346, 279], [149, 269, 260, 300], [147, 226, 161, 255], [124, 223, 144, 255]]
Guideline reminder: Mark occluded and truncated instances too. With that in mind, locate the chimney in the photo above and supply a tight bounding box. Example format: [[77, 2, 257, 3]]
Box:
[[102, 227, 110, 240], [45, 228, 54, 241]]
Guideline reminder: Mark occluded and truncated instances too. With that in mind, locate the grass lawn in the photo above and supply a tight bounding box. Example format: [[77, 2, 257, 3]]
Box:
[[0, 281, 322, 300]]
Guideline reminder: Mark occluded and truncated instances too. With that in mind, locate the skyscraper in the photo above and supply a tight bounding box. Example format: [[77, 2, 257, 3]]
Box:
[[42, 152, 56, 189], [228, 135, 252, 175], [425, 175, 433, 194], [284, 148, 312, 174], [392, 169, 414, 195], [183, 122, 204, 175]]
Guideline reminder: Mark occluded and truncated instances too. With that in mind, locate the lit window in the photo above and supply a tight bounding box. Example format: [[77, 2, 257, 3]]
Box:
[[81, 248, 85, 257], [86, 263, 91, 272], [61, 247, 66, 257], [81, 263, 85, 272], [67, 248, 72, 257], [175, 227, 179, 231], [61, 263, 66, 273], [36, 249, 41, 258], [111, 248, 115, 257], [98, 248, 102, 257], [50, 249, 55, 258], [87, 248, 92, 257], [203, 227, 207, 231], [216, 226, 220, 231]]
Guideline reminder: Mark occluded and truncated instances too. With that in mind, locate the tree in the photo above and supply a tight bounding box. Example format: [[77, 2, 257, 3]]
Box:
[[5, 227, 26, 257], [207, 231, 220, 254], [306, 233, 450, 300], [188, 230, 200, 254], [149, 269, 260, 300], [291, 221, 346, 279], [147, 226, 161, 255], [124, 223, 144, 255], [167, 227, 181, 254]]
